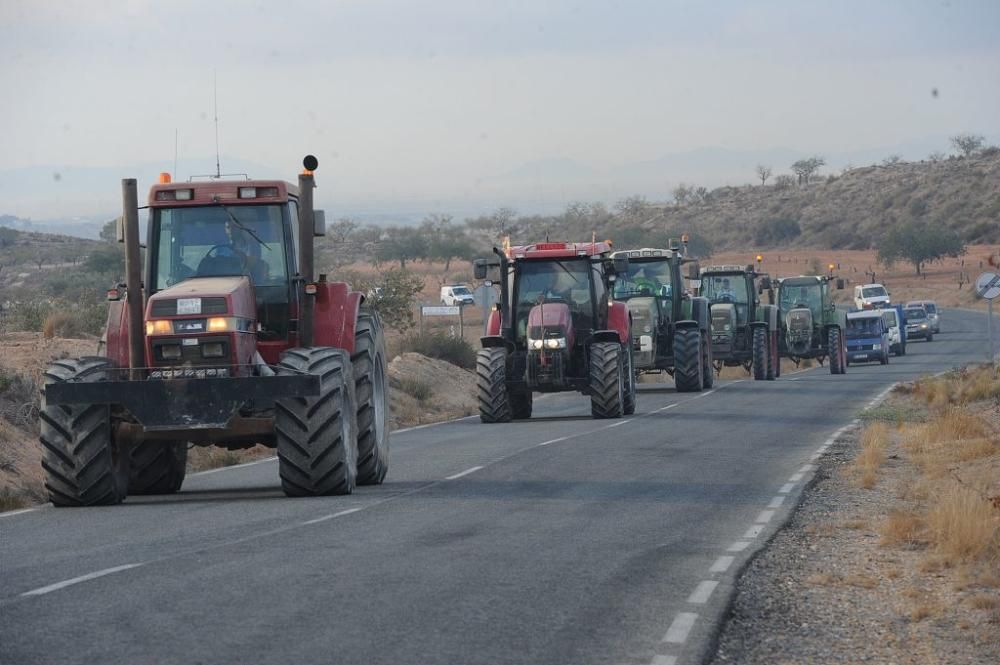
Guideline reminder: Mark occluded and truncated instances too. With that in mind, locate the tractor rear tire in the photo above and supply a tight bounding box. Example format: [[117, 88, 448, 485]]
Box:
[[353, 308, 390, 485], [40, 357, 128, 507], [590, 342, 624, 419], [828, 328, 845, 375], [476, 348, 511, 423], [673, 328, 703, 392], [701, 331, 715, 389], [510, 391, 533, 420], [275, 347, 358, 497], [623, 345, 637, 415], [753, 327, 768, 381], [128, 441, 187, 495]]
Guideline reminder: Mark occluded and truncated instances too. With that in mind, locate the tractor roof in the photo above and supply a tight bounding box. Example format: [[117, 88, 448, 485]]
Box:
[[508, 241, 612, 259], [611, 248, 678, 259], [701, 264, 752, 275], [148, 179, 298, 208], [779, 275, 825, 286]]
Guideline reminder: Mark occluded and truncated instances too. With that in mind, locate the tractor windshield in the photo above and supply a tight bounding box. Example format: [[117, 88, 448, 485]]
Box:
[[514, 259, 594, 339], [779, 282, 823, 319], [613, 259, 673, 299], [703, 273, 750, 325], [152, 204, 290, 290]]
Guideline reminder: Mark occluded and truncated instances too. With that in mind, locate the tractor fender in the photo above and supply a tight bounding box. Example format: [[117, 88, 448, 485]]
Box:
[[485, 308, 502, 337], [592, 329, 626, 345], [480, 335, 509, 350], [606, 301, 632, 344], [103, 296, 130, 368], [313, 281, 362, 354], [688, 296, 711, 331], [673, 319, 699, 330]]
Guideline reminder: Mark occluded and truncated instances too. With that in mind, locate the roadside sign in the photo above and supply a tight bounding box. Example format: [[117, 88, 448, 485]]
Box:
[[975, 272, 1000, 300], [421, 306, 460, 316], [474, 284, 498, 309]]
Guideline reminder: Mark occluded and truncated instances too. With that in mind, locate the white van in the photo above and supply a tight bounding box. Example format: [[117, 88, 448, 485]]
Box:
[[881, 307, 905, 356], [854, 283, 891, 310], [440, 284, 475, 306]]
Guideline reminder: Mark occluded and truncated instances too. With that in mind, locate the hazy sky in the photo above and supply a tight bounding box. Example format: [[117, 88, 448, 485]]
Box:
[[1, 0, 998, 217]]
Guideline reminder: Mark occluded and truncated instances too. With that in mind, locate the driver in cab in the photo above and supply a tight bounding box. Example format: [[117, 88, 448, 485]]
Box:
[[713, 278, 735, 302], [198, 219, 270, 284]]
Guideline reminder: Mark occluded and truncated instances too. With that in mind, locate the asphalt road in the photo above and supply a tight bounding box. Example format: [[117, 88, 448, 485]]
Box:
[[1, 308, 996, 665]]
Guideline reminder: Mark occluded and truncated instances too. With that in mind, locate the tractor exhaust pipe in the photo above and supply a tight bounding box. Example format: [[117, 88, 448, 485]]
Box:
[[297, 167, 316, 348], [122, 179, 144, 378]]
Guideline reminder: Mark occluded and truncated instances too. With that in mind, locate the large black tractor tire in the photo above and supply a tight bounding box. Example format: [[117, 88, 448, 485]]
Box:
[[828, 328, 845, 375], [275, 347, 358, 497], [128, 441, 187, 495], [40, 357, 129, 507], [623, 345, 637, 415], [510, 391, 533, 420], [752, 327, 768, 381], [476, 347, 511, 423], [590, 341, 625, 419], [673, 328, 704, 392], [353, 308, 390, 485], [771, 332, 781, 378], [701, 331, 715, 389]]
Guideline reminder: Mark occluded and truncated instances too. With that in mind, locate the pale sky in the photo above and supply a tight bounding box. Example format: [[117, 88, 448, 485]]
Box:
[[1, 0, 998, 218]]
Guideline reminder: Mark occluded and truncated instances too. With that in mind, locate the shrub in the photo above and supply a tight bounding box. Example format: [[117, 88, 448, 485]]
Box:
[[399, 332, 476, 369], [397, 377, 433, 402]]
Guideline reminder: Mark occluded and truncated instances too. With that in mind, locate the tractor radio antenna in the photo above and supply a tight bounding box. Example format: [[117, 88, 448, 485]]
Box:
[[213, 71, 221, 178]]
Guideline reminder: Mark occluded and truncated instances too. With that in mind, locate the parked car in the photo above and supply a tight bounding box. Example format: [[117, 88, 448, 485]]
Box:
[[853, 283, 891, 310], [440, 284, 475, 306], [881, 306, 906, 356], [846, 311, 890, 365], [904, 305, 933, 341], [905, 300, 940, 333]]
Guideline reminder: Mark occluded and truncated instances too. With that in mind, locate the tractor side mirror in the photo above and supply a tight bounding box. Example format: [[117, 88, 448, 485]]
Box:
[[313, 210, 326, 237], [759, 276, 772, 291], [687, 261, 701, 280], [473, 258, 488, 280], [612, 256, 629, 274], [115, 216, 125, 243], [836, 278, 845, 290]]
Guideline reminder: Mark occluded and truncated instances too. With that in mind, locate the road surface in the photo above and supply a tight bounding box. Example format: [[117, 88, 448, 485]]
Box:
[[1, 308, 995, 665]]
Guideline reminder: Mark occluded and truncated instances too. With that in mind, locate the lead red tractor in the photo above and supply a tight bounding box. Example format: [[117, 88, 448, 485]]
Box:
[[40, 157, 391, 506], [473, 242, 635, 421]]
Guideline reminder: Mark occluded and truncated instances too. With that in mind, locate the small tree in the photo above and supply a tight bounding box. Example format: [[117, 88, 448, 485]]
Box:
[[877, 221, 966, 275], [773, 174, 795, 190], [928, 151, 946, 162], [755, 164, 772, 186], [790, 156, 825, 184], [365, 269, 425, 332], [950, 133, 985, 157], [99, 219, 118, 243], [672, 183, 694, 205], [881, 154, 902, 166]]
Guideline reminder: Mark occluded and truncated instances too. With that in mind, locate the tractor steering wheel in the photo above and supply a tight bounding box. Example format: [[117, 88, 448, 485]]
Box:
[[203, 244, 244, 261], [716, 293, 734, 303]]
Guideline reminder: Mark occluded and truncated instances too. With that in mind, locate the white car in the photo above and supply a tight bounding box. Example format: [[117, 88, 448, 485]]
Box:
[[854, 283, 891, 310], [881, 308, 905, 356], [440, 284, 475, 306]]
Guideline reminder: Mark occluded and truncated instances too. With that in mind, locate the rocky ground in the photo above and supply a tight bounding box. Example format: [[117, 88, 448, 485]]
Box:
[[711, 383, 999, 664]]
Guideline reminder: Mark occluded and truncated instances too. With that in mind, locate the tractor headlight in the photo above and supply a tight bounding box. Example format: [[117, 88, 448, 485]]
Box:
[[921, 323, 928, 329], [643, 325, 652, 333], [724, 324, 731, 331], [544, 337, 567, 349], [145, 320, 173, 336], [529, 338, 544, 350]]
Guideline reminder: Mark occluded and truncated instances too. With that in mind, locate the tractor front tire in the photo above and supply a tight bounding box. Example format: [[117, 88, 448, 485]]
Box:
[[275, 347, 358, 497], [476, 347, 511, 423], [623, 345, 637, 415], [353, 308, 390, 485], [771, 331, 781, 378], [510, 391, 533, 420], [752, 327, 768, 381], [701, 331, 715, 389], [673, 328, 704, 392], [40, 357, 128, 507], [828, 328, 845, 375], [590, 342, 624, 419], [128, 442, 187, 495]]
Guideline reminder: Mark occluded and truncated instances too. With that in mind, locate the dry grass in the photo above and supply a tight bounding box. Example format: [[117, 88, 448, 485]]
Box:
[[903, 409, 992, 478], [852, 422, 889, 489], [910, 603, 942, 622], [844, 574, 879, 589], [880, 510, 924, 547], [967, 594, 999, 610], [925, 483, 999, 564], [806, 573, 839, 586]]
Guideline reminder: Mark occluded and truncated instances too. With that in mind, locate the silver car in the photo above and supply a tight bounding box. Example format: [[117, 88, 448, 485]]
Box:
[[906, 300, 940, 333]]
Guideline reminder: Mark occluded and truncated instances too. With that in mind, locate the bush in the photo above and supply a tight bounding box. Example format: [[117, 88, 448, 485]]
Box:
[[398, 332, 476, 369], [754, 218, 801, 246], [0, 367, 39, 430], [397, 377, 433, 402]]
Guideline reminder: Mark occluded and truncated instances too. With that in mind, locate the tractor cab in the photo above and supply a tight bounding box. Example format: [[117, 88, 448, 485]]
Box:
[[701, 267, 754, 326]]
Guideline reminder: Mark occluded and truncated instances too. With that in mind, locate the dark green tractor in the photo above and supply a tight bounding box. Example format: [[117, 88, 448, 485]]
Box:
[[774, 275, 848, 375], [610, 245, 713, 392], [700, 265, 780, 380]]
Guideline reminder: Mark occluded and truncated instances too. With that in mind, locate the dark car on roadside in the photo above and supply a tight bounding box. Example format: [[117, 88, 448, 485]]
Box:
[[905, 300, 940, 333], [904, 305, 933, 341]]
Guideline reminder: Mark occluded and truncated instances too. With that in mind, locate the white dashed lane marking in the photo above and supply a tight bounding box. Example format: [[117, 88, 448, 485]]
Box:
[[662, 612, 698, 643], [779, 482, 795, 494], [767, 496, 785, 508], [727, 540, 750, 552], [742, 525, 764, 539], [755, 509, 775, 524], [709, 555, 734, 573], [650, 655, 677, 665], [445, 466, 483, 480], [301, 507, 363, 525], [686, 580, 719, 605]]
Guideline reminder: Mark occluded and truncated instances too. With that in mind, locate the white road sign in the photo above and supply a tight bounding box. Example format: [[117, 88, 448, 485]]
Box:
[[421, 305, 460, 316], [975, 272, 1000, 300]]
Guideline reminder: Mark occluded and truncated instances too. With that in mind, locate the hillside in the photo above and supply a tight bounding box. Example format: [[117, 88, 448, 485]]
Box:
[[635, 152, 1000, 251]]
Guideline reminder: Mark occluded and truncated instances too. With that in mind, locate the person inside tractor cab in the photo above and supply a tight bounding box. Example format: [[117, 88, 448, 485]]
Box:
[[197, 217, 271, 284], [714, 278, 735, 302], [781, 284, 822, 318], [515, 260, 592, 339], [706, 274, 750, 323], [614, 261, 671, 298]]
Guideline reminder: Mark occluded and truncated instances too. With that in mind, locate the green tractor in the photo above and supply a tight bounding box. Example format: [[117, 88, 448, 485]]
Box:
[[610, 244, 713, 392], [773, 275, 848, 375], [700, 265, 780, 380]]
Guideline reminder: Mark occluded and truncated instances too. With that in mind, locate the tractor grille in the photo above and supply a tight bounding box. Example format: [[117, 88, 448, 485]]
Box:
[[151, 297, 228, 317]]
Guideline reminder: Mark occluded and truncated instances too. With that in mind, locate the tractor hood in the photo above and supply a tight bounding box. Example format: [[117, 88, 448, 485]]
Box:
[[710, 303, 736, 335], [526, 301, 574, 349], [624, 297, 657, 337], [147, 276, 257, 320]]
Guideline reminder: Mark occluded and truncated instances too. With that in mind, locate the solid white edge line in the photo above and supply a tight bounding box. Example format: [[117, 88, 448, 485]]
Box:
[[605, 419, 631, 428], [727, 540, 750, 552], [788, 472, 804, 482], [798, 464, 814, 473], [768, 496, 785, 508], [537, 436, 568, 447], [755, 509, 775, 523], [662, 612, 698, 643], [779, 482, 795, 494], [445, 465, 483, 481], [742, 525, 764, 539], [302, 507, 363, 525], [21, 563, 144, 597], [687, 580, 719, 605], [709, 555, 734, 573], [0, 507, 42, 518], [189, 456, 277, 477]]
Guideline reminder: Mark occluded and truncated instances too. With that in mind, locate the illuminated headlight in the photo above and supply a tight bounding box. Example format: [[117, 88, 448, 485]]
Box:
[[724, 324, 731, 331], [920, 324, 928, 329], [146, 320, 173, 335], [529, 339, 544, 350], [207, 317, 239, 332], [544, 337, 567, 349], [160, 345, 182, 360], [201, 342, 225, 358]]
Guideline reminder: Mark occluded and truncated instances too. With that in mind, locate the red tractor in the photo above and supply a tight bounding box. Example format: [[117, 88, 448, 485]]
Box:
[[473, 242, 634, 421], [40, 157, 391, 505]]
